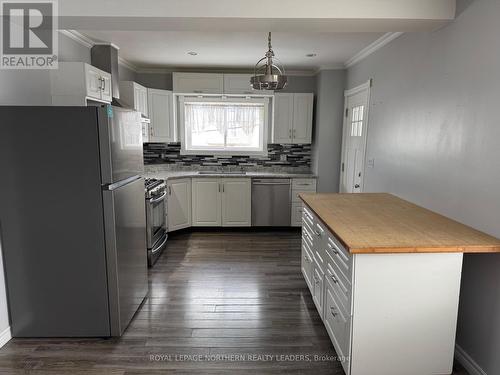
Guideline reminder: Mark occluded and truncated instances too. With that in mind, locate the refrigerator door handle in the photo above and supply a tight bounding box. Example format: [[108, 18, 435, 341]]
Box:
[[104, 175, 142, 191]]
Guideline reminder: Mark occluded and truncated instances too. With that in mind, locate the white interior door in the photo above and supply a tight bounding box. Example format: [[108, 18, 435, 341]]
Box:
[[340, 81, 371, 193]]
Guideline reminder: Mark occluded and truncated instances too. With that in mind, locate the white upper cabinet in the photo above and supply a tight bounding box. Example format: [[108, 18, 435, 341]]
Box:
[[173, 73, 224, 94], [273, 93, 294, 143], [223, 74, 262, 95], [292, 93, 314, 143], [119, 81, 148, 117], [147, 88, 175, 143], [51, 62, 112, 105], [273, 93, 314, 144]]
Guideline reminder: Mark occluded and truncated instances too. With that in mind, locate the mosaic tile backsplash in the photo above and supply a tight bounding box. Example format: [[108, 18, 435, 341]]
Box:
[[143, 143, 311, 170]]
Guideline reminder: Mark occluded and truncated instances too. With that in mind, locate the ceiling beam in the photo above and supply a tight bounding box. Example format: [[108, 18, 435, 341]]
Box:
[[59, 0, 456, 32]]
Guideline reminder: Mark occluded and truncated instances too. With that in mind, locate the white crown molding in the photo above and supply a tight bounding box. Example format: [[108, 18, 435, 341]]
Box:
[[455, 345, 487, 375], [118, 57, 139, 72], [136, 67, 317, 76], [59, 30, 95, 49], [344, 32, 404, 69]]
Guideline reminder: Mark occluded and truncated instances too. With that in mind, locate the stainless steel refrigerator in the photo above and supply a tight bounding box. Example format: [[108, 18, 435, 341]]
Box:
[[0, 105, 148, 337]]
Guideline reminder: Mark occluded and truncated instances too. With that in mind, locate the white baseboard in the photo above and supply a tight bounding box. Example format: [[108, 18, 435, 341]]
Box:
[[455, 344, 487, 375], [0, 326, 11, 348]]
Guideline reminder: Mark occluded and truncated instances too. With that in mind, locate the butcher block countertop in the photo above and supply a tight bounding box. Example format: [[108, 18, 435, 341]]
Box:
[[299, 193, 500, 254]]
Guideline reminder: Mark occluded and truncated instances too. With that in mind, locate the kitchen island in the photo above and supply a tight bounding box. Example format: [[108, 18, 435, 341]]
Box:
[[299, 193, 500, 375]]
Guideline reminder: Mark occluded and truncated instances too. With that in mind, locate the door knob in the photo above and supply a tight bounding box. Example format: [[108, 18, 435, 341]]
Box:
[[354, 184, 360, 188]]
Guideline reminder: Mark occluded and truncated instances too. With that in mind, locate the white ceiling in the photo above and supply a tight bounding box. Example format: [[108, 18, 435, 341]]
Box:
[[79, 31, 385, 71]]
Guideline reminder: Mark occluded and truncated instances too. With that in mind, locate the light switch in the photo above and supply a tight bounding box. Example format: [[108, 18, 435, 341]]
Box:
[[367, 158, 375, 168]]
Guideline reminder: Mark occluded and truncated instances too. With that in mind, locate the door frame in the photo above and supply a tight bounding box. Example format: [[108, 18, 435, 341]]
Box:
[[339, 79, 372, 193]]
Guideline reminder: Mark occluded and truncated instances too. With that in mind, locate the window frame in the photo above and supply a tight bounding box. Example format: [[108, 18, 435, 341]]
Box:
[[178, 95, 270, 156]]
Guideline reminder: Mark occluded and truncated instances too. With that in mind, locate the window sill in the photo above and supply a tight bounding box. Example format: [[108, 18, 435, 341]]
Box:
[[180, 149, 268, 157]]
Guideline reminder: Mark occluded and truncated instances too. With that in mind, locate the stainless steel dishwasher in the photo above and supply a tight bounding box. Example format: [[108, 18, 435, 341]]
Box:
[[251, 178, 291, 226]]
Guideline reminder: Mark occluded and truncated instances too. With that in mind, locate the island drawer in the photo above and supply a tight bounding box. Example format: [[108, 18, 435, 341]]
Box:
[[324, 284, 351, 374], [326, 234, 352, 281], [301, 242, 314, 291], [325, 262, 351, 316]]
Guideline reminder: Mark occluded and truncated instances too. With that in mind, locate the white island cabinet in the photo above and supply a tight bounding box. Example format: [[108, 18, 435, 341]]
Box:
[[300, 193, 500, 375]]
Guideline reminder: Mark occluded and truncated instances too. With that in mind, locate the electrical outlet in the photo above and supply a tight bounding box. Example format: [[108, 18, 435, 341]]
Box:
[[367, 158, 375, 168], [280, 154, 287, 162]]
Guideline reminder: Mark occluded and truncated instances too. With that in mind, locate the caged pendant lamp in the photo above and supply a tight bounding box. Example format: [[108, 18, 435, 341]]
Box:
[[250, 32, 288, 91]]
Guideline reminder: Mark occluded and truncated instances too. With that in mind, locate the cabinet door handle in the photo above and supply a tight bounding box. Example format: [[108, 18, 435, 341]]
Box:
[[327, 242, 339, 255], [331, 275, 338, 284], [314, 230, 321, 236], [218, 183, 221, 193], [222, 183, 225, 193], [101, 77, 106, 91], [330, 307, 337, 317]]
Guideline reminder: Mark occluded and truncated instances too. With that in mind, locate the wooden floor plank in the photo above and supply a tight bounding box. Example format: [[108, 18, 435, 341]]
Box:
[[0, 230, 469, 374]]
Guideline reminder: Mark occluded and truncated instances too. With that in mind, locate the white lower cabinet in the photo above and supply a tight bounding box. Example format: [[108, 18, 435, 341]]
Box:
[[301, 206, 463, 375], [192, 178, 251, 227], [192, 178, 221, 226], [291, 178, 316, 227], [167, 178, 192, 232], [221, 178, 251, 226]]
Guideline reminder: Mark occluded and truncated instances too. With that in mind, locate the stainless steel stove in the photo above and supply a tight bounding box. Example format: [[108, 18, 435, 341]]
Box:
[[145, 178, 167, 266]]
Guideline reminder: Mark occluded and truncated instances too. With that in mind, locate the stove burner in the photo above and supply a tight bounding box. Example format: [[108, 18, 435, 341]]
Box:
[[145, 178, 164, 191]]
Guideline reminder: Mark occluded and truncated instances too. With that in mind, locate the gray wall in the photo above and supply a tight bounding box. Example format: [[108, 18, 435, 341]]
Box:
[[347, 0, 500, 373], [0, 33, 92, 105], [313, 70, 346, 192], [118, 64, 137, 82], [281, 75, 317, 94], [136, 72, 173, 90]]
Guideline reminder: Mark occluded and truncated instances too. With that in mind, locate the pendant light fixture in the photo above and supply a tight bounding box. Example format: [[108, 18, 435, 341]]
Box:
[[250, 32, 288, 91]]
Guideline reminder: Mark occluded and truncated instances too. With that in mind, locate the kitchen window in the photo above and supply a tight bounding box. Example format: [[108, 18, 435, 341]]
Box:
[[179, 96, 269, 155]]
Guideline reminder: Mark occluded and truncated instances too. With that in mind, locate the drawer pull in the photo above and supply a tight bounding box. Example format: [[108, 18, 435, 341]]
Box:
[[330, 275, 338, 284], [314, 230, 321, 236], [330, 307, 338, 317], [327, 242, 339, 254]]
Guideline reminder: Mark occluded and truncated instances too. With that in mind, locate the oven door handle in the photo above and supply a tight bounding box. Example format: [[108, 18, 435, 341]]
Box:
[[149, 191, 167, 204], [151, 235, 168, 254]]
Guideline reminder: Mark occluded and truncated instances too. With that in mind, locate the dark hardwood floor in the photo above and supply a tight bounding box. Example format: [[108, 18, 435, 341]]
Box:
[[0, 230, 469, 374]]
